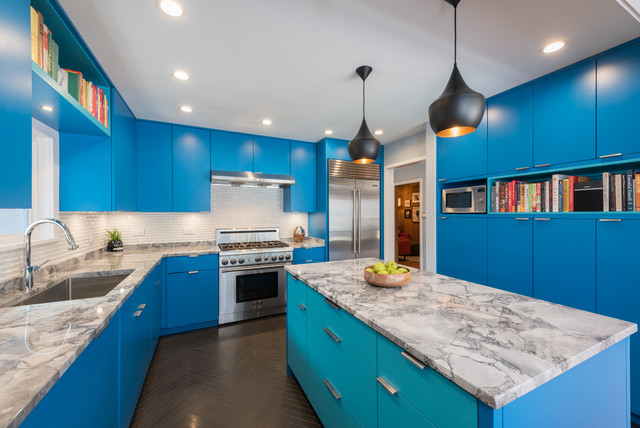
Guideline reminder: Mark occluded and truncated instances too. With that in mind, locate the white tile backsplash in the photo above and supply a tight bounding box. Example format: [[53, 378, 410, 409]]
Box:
[[0, 186, 308, 281]]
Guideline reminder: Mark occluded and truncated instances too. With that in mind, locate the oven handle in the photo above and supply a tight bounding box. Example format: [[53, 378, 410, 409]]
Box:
[[220, 264, 289, 273]]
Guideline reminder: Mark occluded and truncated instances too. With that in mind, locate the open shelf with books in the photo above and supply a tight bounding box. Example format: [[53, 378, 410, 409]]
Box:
[[30, 0, 111, 136]]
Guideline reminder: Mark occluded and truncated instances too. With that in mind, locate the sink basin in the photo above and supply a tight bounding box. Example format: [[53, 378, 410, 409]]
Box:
[[16, 273, 131, 306]]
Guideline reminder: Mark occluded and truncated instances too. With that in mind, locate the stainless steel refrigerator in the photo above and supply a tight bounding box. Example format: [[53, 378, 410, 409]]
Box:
[[328, 159, 380, 261]]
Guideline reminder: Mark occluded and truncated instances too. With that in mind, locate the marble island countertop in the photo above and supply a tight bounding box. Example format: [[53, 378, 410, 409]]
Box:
[[285, 258, 637, 410]]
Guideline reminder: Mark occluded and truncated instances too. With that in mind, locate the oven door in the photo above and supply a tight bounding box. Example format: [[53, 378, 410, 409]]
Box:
[[442, 188, 475, 213], [219, 264, 287, 324]]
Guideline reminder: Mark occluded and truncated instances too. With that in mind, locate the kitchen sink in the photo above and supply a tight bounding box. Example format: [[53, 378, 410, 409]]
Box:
[[16, 273, 131, 306]]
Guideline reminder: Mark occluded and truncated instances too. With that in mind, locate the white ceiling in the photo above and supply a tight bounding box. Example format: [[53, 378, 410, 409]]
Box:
[[59, 0, 639, 144]]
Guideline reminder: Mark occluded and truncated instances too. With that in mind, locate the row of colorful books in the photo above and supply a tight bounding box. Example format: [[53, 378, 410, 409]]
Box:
[[491, 171, 640, 213], [30, 6, 109, 129]]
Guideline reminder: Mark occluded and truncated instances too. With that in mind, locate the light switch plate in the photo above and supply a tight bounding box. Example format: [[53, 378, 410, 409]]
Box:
[[183, 227, 195, 235], [132, 229, 145, 237], [88, 231, 94, 243]]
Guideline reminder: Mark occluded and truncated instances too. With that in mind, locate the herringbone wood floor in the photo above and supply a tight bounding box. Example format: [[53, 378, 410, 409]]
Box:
[[130, 315, 322, 428]]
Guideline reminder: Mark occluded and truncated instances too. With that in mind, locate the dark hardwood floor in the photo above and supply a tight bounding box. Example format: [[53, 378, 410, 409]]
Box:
[[130, 315, 321, 428], [632, 422, 639, 428]]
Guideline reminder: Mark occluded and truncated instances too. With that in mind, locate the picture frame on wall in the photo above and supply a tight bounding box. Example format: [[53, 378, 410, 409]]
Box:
[[412, 192, 420, 205], [412, 206, 420, 223], [404, 209, 411, 219], [404, 200, 411, 208]]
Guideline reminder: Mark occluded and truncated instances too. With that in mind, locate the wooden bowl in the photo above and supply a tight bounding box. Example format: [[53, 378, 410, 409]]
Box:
[[364, 266, 412, 288]]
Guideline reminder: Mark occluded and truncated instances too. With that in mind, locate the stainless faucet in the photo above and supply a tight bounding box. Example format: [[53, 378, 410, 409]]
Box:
[[23, 219, 79, 290]]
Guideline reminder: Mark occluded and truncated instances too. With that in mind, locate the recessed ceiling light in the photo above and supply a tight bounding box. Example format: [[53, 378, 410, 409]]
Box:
[[172, 70, 190, 81], [262, 119, 272, 126], [543, 41, 565, 54], [374, 130, 383, 136], [324, 129, 334, 135], [41, 105, 54, 112], [160, 0, 183, 17], [180, 105, 193, 113]]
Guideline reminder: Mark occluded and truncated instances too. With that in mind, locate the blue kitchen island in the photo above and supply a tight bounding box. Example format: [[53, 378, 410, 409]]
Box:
[[285, 259, 637, 428]]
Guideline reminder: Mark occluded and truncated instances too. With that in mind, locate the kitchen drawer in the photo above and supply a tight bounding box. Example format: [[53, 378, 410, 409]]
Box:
[[306, 287, 376, 369], [166, 254, 219, 273], [292, 247, 325, 263], [287, 275, 307, 306], [287, 288, 308, 391], [307, 313, 376, 428], [378, 381, 436, 428], [377, 335, 478, 428]]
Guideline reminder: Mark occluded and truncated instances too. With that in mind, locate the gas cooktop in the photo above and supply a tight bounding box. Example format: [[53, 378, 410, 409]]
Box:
[[218, 240, 290, 252]]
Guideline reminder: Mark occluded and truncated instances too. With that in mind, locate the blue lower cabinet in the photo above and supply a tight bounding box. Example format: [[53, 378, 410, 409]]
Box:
[[292, 247, 325, 265], [437, 216, 488, 285], [20, 316, 119, 428], [286, 276, 307, 391], [533, 218, 596, 312], [596, 219, 640, 415], [487, 218, 533, 296], [166, 269, 218, 329], [378, 382, 436, 428], [150, 264, 163, 352], [172, 125, 211, 212]]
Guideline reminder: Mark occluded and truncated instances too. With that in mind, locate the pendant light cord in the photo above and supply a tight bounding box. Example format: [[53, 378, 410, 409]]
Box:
[[454, 4, 457, 65], [362, 79, 366, 118]]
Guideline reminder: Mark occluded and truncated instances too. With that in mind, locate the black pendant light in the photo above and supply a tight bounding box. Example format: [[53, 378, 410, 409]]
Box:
[[348, 65, 380, 164], [428, 0, 485, 138]]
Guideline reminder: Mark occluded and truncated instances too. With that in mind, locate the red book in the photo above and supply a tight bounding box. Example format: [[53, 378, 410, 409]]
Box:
[[508, 181, 516, 212], [92, 85, 98, 118], [98, 88, 104, 124], [568, 176, 576, 212]]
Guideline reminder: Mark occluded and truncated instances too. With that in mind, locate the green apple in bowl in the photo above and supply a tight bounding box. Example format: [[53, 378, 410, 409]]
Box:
[[373, 262, 386, 273], [386, 261, 398, 270]]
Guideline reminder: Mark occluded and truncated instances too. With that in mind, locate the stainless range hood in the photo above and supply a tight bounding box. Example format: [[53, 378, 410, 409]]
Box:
[[211, 170, 295, 188]]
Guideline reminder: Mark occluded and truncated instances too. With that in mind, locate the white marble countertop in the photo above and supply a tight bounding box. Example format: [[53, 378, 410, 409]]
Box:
[[282, 237, 324, 249], [285, 258, 637, 410], [0, 245, 218, 428]]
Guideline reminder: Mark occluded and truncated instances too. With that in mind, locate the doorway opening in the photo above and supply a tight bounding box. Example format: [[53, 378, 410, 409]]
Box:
[[395, 181, 421, 269]]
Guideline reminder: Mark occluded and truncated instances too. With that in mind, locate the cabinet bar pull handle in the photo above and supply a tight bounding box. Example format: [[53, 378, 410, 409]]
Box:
[[534, 218, 551, 221], [155, 280, 161, 286], [514, 218, 530, 221], [598, 218, 622, 222], [133, 310, 142, 317], [323, 379, 341, 400], [438, 179, 447, 182], [95, 320, 110, 338], [188, 271, 199, 274], [306, 260, 313, 263], [534, 164, 551, 168], [138, 303, 146, 310], [438, 216, 447, 219], [377, 377, 398, 396], [599, 153, 622, 159], [323, 327, 341, 343], [515, 166, 530, 171], [323, 298, 340, 310], [401, 351, 426, 370], [298, 303, 306, 311], [188, 254, 199, 258]]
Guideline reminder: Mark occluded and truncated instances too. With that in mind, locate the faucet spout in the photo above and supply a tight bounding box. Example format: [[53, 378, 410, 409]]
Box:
[[23, 219, 79, 290]]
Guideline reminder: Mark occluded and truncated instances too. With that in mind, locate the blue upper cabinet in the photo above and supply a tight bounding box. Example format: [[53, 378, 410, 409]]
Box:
[[172, 126, 211, 212], [597, 40, 640, 158], [487, 85, 533, 174], [285, 141, 316, 212], [59, 133, 112, 211], [533, 61, 596, 167], [137, 121, 172, 212], [253, 136, 291, 175], [436, 112, 487, 181], [111, 90, 137, 211], [211, 130, 254, 172], [0, 0, 31, 208]]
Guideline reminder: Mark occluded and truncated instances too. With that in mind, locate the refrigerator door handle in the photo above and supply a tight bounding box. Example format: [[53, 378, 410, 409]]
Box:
[[352, 189, 357, 254], [357, 189, 362, 254]]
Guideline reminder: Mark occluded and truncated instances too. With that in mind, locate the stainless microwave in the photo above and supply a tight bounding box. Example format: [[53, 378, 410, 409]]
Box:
[[441, 185, 487, 213]]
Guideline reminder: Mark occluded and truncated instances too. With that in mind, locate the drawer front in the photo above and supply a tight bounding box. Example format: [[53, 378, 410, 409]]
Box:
[[306, 288, 376, 369], [307, 314, 376, 428], [377, 335, 478, 428], [287, 275, 307, 306], [378, 381, 436, 428], [166, 254, 219, 273], [292, 247, 325, 263], [287, 292, 307, 391]]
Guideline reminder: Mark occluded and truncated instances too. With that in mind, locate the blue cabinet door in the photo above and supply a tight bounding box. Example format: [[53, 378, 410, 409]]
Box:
[[533, 219, 596, 312], [487, 85, 533, 174], [378, 383, 436, 428], [597, 41, 640, 158], [172, 126, 211, 212], [437, 113, 487, 180], [59, 133, 112, 211], [0, 0, 31, 208], [487, 218, 533, 296], [137, 121, 173, 212], [20, 315, 119, 428], [211, 130, 254, 172], [533, 61, 596, 167], [596, 219, 640, 415], [287, 277, 307, 391], [111, 89, 137, 211], [285, 141, 316, 212], [166, 269, 218, 328], [437, 216, 487, 285], [150, 264, 163, 353], [253, 136, 291, 175]]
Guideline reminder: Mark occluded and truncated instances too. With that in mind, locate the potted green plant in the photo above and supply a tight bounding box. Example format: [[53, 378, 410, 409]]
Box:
[[105, 228, 124, 252]]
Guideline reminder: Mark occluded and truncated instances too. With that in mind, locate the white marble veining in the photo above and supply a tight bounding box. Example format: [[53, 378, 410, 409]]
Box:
[[0, 245, 218, 428], [282, 237, 324, 249], [285, 258, 637, 410]]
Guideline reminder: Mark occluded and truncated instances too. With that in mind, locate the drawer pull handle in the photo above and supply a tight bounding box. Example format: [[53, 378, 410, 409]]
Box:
[[188, 255, 199, 258], [138, 303, 146, 310], [95, 320, 109, 338], [515, 166, 530, 171], [534, 164, 551, 168], [323, 327, 341, 343], [598, 219, 622, 222], [323, 379, 341, 400], [401, 351, 426, 370], [323, 298, 340, 310], [188, 271, 199, 274], [306, 260, 313, 263], [438, 216, 447, 220], [438, 179, 447, 182], [514, 218, 530, 221], [377, 377, 398, 396], [297, 303, 306, 311], [133, 310, 142, 317], [155, 280, 161, 286], [534, 218, 551, 221], [599, 153, 622, 159]]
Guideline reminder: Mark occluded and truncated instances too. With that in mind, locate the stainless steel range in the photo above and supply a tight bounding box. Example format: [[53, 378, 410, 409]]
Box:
[[217, 228, 292, 324]]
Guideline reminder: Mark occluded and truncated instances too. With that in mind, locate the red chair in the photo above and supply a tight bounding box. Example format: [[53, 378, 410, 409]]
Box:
[[398, 233, 411, 261]]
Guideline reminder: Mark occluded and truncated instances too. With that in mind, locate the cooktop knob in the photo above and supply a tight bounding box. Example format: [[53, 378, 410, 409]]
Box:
[[230, 259, 237, 265], [285, 254, 291, 260], [221, 259, 229, 265], [238, 258, 245, 264], [271, 255, 277, 261], [255, 256, 262, 262], [278, 255, 284, 261]]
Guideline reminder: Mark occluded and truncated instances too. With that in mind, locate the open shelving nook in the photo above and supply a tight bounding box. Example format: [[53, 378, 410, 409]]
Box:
[[30, 0, 111, 137]]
